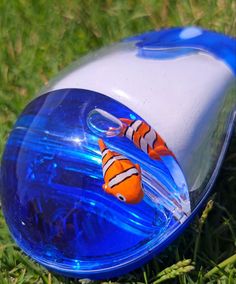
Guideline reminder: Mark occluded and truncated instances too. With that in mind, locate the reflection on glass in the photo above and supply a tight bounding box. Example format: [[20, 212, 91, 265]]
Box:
[[1, 89, 190, 275]]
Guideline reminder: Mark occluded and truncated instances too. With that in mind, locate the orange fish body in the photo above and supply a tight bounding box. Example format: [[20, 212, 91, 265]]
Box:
[[98, 139, 144, 204], [120, 118, 175, 160]]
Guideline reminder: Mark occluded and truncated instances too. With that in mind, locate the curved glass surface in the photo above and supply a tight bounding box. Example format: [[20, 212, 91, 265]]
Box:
[[0, 88, 190, 277], [125, 26, 236, 74]]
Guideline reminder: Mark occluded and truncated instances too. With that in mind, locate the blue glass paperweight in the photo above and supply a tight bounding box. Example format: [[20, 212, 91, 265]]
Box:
[[0, 27, 235, 279]]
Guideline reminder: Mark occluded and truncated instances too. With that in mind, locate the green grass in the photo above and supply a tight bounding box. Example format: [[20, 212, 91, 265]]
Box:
[[0, 0, 235, 283]]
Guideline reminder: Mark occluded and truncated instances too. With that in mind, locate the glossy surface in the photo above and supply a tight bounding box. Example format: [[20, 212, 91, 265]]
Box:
[[1, 27, 235, 279], [1, 89, 190, 277], [125, 27, 236, 74]]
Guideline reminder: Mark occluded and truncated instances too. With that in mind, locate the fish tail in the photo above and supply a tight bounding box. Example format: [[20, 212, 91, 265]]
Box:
[[154, 145, 176, 159], [149, 149, 162, 160], [98, 139, 107, 152]]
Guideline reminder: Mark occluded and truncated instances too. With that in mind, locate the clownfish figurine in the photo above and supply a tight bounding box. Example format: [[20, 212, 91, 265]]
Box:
[[119, 118, 175, 161], [98, 138, 144, 204]]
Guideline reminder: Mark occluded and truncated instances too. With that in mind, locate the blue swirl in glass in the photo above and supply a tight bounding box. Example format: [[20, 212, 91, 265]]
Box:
[[0, 88, 190, 278]]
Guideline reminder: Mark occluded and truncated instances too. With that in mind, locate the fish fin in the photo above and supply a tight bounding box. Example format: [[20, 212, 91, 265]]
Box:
[[120, 118, 133, 126], [149, 149, 162, 160], [154, 145, 176, 158], [102, 183, 108, 191], [103, 183, 112, 194], [98, 139, 107, 152]]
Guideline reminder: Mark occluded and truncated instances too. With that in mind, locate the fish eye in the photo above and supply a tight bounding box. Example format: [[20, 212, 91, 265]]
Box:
[[116, 193, 126, 202]]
